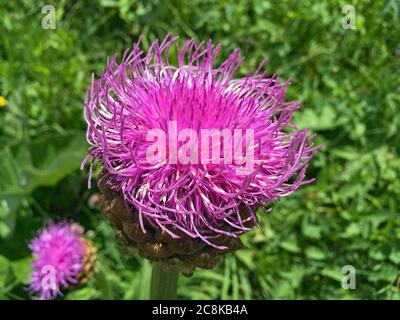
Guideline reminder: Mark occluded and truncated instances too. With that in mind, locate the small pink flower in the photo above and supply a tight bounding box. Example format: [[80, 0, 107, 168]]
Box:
[[28, 221, 85, 300]]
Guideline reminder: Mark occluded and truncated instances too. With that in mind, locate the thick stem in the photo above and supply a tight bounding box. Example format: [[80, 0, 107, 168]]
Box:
[[150, 262, 179, 300]]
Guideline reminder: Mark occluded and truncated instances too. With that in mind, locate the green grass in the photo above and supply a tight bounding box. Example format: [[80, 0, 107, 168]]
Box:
[[0, 0, 399, 299]]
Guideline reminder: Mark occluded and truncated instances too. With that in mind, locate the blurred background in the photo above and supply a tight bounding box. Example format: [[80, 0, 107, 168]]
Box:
[[0, 0, 399, 299]]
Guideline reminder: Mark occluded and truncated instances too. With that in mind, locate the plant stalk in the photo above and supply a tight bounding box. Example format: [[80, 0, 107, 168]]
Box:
[[150, 262, 179, 300]]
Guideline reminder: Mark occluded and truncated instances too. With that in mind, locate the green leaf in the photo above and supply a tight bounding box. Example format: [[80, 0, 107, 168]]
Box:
[[302, 223, 322, 239], [65, 287, 97, 300], [305, 247, 326, 260], [0, 132, 87, 196], [280, 236, 300, 253], [321, 267, 343, 281], [0, 255, 12, 288], [235, 249, 255, 269], [11, 257, 33, 284], [389, 251, 400, 264]]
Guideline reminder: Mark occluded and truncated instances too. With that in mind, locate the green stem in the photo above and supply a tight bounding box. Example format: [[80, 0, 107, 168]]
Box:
[[150, 262, 179, 300], [94, 266, 114, 300]]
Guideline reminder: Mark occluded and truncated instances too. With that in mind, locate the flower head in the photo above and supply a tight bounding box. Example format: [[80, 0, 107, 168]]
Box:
[[82, 35, 319, 249], [28, 221, 88, 299], [0, 96, 6, 108]]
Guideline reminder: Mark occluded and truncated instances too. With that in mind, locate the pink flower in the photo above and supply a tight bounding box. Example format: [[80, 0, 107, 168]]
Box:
[[28, 221, 85, 299], [82, 35, 319, 248]]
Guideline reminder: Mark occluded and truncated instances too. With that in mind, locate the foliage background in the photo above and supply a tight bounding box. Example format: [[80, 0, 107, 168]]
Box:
[[0, 0, 399, 300]]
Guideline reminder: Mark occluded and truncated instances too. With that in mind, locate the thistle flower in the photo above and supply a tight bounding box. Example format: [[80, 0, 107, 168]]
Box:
[[28, 221, 96, 300], [82, 35, 318, 273]]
